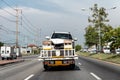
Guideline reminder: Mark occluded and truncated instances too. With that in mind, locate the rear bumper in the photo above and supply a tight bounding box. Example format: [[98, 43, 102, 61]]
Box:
[[43, 59, 75, 67], [1, 55, 11, 58]]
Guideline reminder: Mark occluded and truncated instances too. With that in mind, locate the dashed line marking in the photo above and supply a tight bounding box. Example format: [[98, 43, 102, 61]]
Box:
[[90, 72, 102, 80], [38, 59, 43, 61], [78, 63, 82, 65], [24, 74, 34, 80]]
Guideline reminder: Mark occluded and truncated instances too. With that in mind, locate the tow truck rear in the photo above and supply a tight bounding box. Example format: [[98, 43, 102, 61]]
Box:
[[40, 32, 78, 70]]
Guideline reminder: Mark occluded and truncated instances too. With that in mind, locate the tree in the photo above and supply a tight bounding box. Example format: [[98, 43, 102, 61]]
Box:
[[84, 25, 98, 47], [85, 4, 110, 51], [75, 44, 82, 52], [0, 42, 4, 47], [104, 27, 120, 50], [101, 25, 113, 45]]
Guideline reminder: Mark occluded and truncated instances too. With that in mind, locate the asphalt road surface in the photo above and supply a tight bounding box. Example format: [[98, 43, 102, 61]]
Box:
[[0, 55, 120, 80]]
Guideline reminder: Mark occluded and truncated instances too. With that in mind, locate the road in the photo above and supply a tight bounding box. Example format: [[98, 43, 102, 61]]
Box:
[[0, 55, 120, 80]]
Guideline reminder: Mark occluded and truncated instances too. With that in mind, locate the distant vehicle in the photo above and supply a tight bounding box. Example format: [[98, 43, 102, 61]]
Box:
[[0, 46, 17, 60], [83, 48, 88, 52], [103, 47, 111, 53], [40, 32, 78, 70], [14, 48, 22, 57], [116, 48, 120, 54], [90, 49, 97, 53]]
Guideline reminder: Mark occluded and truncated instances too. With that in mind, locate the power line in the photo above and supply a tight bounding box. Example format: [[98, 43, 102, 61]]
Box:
[[0, 6, 16, 17], [6, 0, 17, 7], [0, 25, 16, 34], [1, 0, 16, 12], [21, 14, 41, 45], [22, 14, 37, 32], [22, 20, 36, 36], [0, 15, 15, 22]]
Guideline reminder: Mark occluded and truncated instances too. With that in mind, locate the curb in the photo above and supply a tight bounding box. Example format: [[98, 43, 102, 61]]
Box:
[[0, 59, 24, 66]]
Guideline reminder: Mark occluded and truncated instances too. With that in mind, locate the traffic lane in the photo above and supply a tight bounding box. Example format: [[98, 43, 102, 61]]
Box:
[[78, 56, 120, 80], [0, 54, 40, 66], [0, 55, 39, 69], [22, 54, 40, 60], [0, 58, 43, 80], [30, 61, 97, 80]]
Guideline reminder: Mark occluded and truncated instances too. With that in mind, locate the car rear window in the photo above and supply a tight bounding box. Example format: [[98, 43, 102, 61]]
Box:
[[51, 33, 72, 39]]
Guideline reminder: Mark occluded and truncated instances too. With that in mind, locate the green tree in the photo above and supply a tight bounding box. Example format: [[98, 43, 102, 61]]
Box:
[[102, 25, 113, 45], [0, 42, 4, 47], [85, 4, 110, 51], [104, 27, 120, 50], [103, 27, 120, 50], [84, 25, 98, 47], [75, 44, 82, 52]]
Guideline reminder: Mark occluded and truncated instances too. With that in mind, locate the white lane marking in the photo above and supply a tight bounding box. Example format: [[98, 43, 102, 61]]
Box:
[[38, 59, 43, 61], [24, 74, 34, 80], [90, 72, 102, 80], [78, 63, 82, 65], [38, 56, 41, 58]]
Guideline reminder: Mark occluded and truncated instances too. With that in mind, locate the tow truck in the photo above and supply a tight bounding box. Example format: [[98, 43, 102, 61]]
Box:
[[40, 32, 78, 70]]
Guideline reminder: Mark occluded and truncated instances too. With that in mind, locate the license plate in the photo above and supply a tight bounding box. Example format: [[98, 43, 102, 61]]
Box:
[[55, 61, 62, 65]]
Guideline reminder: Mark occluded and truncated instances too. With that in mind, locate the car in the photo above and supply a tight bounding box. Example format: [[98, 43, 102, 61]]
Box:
[[90, 49, 97, 53], [116, 49, 120, 54]]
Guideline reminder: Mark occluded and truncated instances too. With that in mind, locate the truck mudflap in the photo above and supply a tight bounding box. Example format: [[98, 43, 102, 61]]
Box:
[[40, 49, 78, 59]]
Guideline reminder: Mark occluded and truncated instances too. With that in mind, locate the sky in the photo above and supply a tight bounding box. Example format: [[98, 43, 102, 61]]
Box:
[[0, 0, 120, 47]]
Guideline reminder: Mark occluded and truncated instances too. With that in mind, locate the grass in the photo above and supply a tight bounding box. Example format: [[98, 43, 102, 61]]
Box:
[[77, 52, 120, 64]]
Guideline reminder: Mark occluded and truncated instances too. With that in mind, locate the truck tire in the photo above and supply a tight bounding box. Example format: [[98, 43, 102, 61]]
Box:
[[1, 57, 4, 60], [14, 56, 17, 59], [10, 56, 13, 60], [7, 57, 9, 60], [44, 65, 49, 70], [69, 64, 75, 69]]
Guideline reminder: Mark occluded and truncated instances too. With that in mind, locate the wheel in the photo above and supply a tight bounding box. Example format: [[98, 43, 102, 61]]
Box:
[[15, 56, 17, 59], [10, 56, 13, 60], [1, 57, 4, 60], [44, 65, 49, 70], [7, 57, 9, 60], [14, 56, 17, 59], [69, 64, 75, 69]]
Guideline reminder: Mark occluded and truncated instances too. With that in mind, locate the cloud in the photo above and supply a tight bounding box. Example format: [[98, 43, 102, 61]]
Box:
[[21, 7, 59, 16], [0, 6, 86, 46], [46, 0, 87, 14], [1, 0, 119, 46]]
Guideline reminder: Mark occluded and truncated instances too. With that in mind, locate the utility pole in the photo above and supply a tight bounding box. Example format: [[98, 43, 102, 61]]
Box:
[[15, 8, 19, 48], [15, 8, 22, 48], [0, 25, 1, 42], [36, 28, 41, 46]]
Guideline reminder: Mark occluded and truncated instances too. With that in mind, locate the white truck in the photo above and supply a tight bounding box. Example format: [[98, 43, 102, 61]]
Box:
[[14, 47, 22, 57], [40, 32, 78, 70], [0, 46, 17, 60]]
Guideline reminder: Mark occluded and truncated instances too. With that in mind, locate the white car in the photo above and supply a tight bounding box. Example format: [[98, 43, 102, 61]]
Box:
[[116, 49, 120, 54], [103, 47, 111, 53]]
